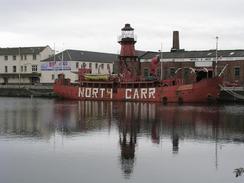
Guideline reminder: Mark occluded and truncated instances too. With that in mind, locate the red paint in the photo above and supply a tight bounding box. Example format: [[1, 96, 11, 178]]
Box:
[[150, 55, 160, 77], [53, 24, 223, 103], [120, 43, 136, 57], [53, 77, 222, 103]]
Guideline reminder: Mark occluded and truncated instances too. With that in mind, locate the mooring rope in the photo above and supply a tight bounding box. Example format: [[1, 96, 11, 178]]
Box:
[[219, 85, 244, 100]]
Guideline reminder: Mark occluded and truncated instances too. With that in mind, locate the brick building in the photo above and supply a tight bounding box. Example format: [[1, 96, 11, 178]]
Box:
[[139, 49, 244, 85]]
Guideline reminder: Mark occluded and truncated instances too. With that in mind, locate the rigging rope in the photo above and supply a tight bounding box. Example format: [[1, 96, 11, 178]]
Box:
[[219, 85, 244, 100]]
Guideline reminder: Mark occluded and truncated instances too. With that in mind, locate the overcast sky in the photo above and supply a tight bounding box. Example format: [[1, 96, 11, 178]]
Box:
[[0, 0, 244, 53]]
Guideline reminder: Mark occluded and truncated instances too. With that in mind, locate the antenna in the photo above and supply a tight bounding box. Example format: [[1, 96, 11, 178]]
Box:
[[53, 43, 56, 80], [215, 36, 219, 76]]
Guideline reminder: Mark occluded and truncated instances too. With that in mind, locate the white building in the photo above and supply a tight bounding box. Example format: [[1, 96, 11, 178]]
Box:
[[0, 46, 53, 84], [41, 49, 118, 83]]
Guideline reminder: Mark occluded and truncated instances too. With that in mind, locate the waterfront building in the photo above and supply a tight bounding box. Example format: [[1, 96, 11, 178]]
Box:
[[139, 50, 244, 85], [0, 46, 53, 84], [40, 49, 118, 83], [139, 32, 244, 85]]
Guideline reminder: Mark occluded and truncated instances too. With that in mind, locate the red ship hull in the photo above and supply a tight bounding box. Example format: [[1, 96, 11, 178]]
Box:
[[53, 77, 222, 103]]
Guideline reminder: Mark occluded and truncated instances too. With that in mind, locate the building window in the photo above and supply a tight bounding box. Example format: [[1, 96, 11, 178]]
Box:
[[5, 66, 8, 73], [32, 65, 37, 72], [24, 55, 27, 60], [89, 63, 92, 68], [33, 54, 36, 60], [170, 68, 176, 76], [95, 63, 98, 69], [76, 62, 79, 69], [100, 64, 104, 69], [52, 74, 55, 80], [144, 68, 149, 77], [4, 55, 8, 60], [107, 64, 111, 73], [21, 55, 23, 60], [13, 66, 16, 73], [21, 66, 23, 72], [13, 55, 16, 60], [24, 66, 27, 72], [82, 62, 86, 68], [234, 67, 240, 77]]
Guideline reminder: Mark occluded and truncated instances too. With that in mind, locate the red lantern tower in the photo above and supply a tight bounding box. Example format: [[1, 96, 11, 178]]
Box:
[[118, 24, 140, 81]]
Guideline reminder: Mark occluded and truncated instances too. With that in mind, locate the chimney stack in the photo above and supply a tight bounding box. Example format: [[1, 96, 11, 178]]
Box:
[[171, 31, 180, 52]]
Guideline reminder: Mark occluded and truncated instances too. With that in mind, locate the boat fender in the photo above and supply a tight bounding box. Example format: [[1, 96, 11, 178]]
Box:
[[207, 94, 214, 103], [178, 97, 183, 105], [162, 97, 167, 105]]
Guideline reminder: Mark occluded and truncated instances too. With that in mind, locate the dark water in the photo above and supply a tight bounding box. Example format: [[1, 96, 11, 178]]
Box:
[[0, 98, 244, 183]]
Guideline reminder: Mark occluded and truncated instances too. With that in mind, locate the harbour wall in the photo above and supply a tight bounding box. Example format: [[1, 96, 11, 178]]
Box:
[[0, 85, 57, 98]]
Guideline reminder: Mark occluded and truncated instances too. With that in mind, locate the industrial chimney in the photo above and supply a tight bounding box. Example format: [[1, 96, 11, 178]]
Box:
[[171, 31, 180, 52]]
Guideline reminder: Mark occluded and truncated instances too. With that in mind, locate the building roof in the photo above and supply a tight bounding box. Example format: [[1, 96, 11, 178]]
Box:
[[0, 46, 48, 55], [140, 49, 244, 59], [135, 50, 147, 57], [42, 48, 244, 63], [42, 49, 118, 63], [121, 24, 134, 31]]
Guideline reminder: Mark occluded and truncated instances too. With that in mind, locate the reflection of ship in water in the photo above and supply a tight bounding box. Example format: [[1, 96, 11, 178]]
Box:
[[1, 100, 244, 146], [117, 103, 140, 177], [1, 99, 244, 175], [119, 120, 136, 177]]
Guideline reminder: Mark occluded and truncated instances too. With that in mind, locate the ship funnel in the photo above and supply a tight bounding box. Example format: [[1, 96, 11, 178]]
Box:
[[171, 31, 180, 52]]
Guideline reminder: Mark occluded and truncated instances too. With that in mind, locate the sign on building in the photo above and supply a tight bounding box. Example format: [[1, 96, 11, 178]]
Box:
[[41, 61, 71, 71], [195, 61, 213, 67]]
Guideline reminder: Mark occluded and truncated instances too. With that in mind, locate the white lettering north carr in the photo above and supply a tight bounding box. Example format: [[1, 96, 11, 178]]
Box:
[[100, 88, 105, 98], [85, 88, 91, 97], [107, 89, 113, 99], [141, 88, 147, 99], [125, 89, 132, 99], [134, 89, 139, 99], [78, 87, 156, 100], [125, 88, 156, 100], [92, 88, 98, 98], [78, 87, 112, 99], [78, 88, 84, 97], [149, 88, 156, 98]]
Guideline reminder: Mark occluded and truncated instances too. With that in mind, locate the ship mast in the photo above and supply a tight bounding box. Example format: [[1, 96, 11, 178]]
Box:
[[215, 36, 219, 77], [160, 43, 163, 80]]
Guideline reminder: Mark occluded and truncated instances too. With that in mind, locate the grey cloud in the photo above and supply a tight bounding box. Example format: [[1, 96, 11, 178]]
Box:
[[0, 0, 244, 52]]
